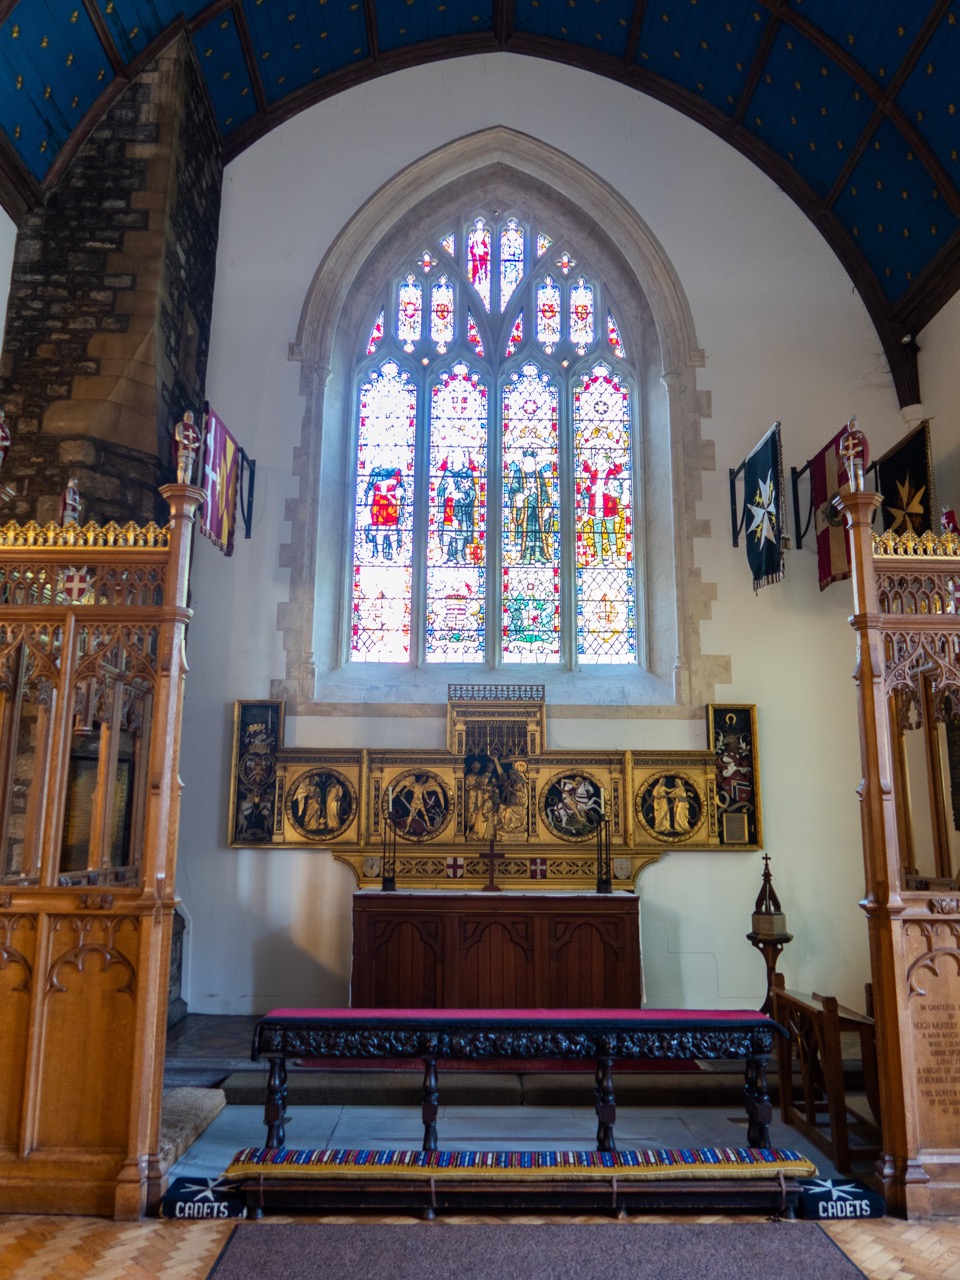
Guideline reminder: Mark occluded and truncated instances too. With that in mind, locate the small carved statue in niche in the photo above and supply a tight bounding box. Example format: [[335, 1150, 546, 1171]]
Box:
[[60, 477, 81, 526], [0, 409, 12, 505], [174, 411, 202, 485], [465, 758, 498, 841], [0, 409, 9, 473], [496, 758, 529, 836]]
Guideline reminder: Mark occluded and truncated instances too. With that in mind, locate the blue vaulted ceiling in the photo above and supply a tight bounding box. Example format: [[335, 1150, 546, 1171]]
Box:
[[0, 1, 957, 403]]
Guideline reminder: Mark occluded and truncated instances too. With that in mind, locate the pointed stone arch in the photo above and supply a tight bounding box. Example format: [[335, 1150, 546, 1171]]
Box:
[[275, 126, 729, 714]]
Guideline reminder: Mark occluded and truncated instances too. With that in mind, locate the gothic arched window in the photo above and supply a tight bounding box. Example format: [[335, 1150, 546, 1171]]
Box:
[[349, 212, 638, 668]]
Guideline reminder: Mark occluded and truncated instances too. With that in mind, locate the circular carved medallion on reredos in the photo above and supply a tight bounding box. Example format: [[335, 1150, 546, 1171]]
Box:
[[287, 768, 357, 841], [385, 769, 452, 843], [635, 772, 705, 844], [539, 770, 605, 843]]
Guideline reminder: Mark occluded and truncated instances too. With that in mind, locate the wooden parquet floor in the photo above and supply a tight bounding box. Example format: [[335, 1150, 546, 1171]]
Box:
[[1, 1211, 959, 1280]]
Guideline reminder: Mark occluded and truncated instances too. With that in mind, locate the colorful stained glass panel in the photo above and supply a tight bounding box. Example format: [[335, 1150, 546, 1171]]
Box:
[[569, 278, 595, 355], [536, 277, 561, 353], [536, 233, 552, 258], [500, 218, 524, 312], [397, 275, 422, 352], [441, 232, 455, 257], [502, 363, 560, 662], [366, 309, 384, 356], [425, 361, 488, 661], [467, 310, 485, 358], [351, 361, 417, 662], [506, 313, 523, 357], [574, 363, 636, 664], [607, 313, 625, 358], [467, 218, 492, 312], [431, 276, 454, 353]]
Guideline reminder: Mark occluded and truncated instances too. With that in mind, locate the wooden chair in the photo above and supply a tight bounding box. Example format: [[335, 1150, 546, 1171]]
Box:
[[771, 974, 881, 1174]]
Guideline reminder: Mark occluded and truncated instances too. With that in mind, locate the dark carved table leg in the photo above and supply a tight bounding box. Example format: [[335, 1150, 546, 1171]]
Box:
[[422, 1055, 439, 1152], [595, 1056, 617, 1152], [744, 1053, 773, 1148], [264, 1054, 288, 1148]]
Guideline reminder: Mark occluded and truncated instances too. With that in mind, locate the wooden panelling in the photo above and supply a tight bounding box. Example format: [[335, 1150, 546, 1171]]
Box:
[[0, 485, 203, 1217], [36, 915, 140, 1150], [0, 914, 35, 1149], [352, 892, 642, 1008]]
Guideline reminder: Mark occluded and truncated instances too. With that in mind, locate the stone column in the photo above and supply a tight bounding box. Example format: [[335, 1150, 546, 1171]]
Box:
[[0, 35, 222, 526]]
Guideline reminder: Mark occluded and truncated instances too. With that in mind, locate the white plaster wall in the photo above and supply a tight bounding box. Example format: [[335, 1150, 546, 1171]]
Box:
[[177, 52, 943, 1015]]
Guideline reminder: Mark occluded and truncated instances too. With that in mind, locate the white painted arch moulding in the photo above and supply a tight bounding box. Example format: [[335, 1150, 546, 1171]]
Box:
[[276, 126, 730, 716]]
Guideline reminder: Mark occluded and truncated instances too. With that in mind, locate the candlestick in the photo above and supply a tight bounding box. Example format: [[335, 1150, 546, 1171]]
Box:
[[381, 787, 397, 892], [596, 814, 612, 894]]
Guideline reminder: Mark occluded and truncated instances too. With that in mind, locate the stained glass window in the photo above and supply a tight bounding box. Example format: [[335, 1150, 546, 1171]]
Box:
[[536, 277, 561, 353], [574, 363, 636, 664], [348, 212, 637, 671], [569, 278, 594, 356], [397, 274, 422, 353], [500, 218, 524, 312], [467, 218, 492, 312], [351, 361, 417, 662], [431, 275, 454, 353], [425, 361, 488, 662], [366, 309, 384, 355], [607, 314, 624, 359], [467, 310, 484, 357], [502, 363, 560, 662], [506, 313, 523, 357]]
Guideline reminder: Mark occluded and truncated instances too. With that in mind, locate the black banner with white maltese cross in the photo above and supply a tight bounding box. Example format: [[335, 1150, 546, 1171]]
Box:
[[743, 423, 785, 592]]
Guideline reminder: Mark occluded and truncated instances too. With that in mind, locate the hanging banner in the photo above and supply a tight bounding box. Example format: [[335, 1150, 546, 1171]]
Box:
[[810, 422, 869, 591], [742, 423, 785, 591], [875, 421, 934, 536], [200, 407, 241, 556]]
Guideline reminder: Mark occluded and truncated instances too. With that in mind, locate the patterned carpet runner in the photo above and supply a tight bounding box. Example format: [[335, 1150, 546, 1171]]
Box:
[[225, 1146, 817, 1181]]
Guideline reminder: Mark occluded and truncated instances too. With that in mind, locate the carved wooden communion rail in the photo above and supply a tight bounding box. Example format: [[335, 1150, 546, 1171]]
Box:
[[252, 1006, 784, 1153], [771, 975, 881, 1174]]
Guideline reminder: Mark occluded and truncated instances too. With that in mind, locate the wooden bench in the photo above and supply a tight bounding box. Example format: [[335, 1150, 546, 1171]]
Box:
[[251, 1006, 786, 1153], [771, 976, 882, 1174]]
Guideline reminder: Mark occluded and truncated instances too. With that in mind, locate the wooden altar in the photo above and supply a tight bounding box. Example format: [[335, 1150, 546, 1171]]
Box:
[[0, 485, 201, 1218], [351, 890, 642, 1008]]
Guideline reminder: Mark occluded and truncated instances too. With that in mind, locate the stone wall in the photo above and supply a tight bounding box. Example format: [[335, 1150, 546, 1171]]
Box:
[[0, 35, 222, 526]]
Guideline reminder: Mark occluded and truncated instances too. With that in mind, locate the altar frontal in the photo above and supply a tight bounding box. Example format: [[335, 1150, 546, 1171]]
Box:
[[228, 687, 761, 890]]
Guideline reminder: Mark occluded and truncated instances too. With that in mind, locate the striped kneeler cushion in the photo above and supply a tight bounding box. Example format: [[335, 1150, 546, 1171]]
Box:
[[225, 1147, 817, 1182]]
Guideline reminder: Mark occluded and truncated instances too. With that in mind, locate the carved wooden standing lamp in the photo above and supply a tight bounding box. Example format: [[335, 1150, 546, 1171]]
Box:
[[746, 853, 793, 1014]]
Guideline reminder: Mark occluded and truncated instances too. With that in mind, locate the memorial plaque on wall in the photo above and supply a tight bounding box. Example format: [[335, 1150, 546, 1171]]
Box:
[[907, 904, 960, 1148]]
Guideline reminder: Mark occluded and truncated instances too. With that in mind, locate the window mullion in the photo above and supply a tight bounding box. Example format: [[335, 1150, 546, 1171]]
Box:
[[558, 379, 577, 671], [412, 365, 431, 668], [488, 368, 503, 669]]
